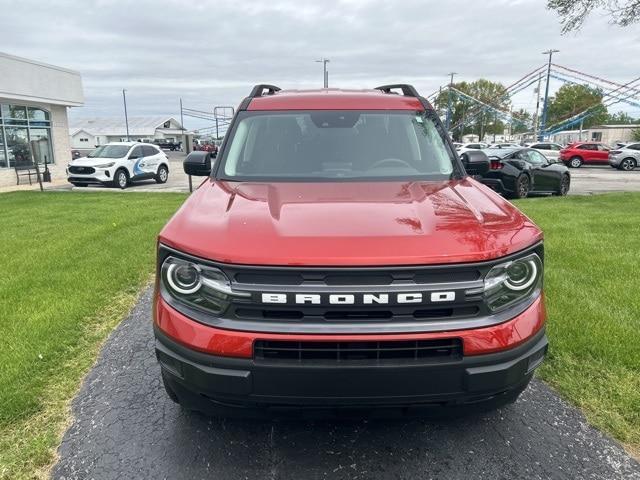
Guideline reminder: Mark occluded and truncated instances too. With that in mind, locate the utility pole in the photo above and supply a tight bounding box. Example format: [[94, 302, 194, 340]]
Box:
[[539, 49, 559, 141], [445, 72, 456, 132], [579, 118, 584, 142], [180, 98, 187, 153], [316, 58, 330, 88], [493, 111, 498, 143], [533, 72, 542, 140], [122, 89, 130, 141]]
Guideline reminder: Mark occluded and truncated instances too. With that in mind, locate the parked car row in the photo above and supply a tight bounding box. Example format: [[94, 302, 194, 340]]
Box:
[[456, 140, 639, 171]]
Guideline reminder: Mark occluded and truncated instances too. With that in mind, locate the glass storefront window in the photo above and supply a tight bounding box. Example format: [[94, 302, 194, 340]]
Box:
[[27, 108, 50, 122], [0, 104, 54, 167], [28, 128, 53, 165], [0, 129, 6, 168], [5, 128, 31, 167], [1, 105, 27, 120]]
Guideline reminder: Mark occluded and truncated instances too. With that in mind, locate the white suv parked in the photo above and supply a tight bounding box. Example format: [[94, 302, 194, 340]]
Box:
[[524, 142, 563, 162], [67, 142, 169, 189]]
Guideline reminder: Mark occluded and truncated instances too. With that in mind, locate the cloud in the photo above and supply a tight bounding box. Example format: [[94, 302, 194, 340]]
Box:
[[2, 0, 638, 130]]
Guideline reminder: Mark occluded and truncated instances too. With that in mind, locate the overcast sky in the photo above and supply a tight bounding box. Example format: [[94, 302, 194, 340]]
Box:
[[2, 0, 639, 131]]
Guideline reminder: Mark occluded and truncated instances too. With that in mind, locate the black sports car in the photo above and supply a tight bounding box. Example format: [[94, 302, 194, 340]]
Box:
[[476, 147, 571, 198]]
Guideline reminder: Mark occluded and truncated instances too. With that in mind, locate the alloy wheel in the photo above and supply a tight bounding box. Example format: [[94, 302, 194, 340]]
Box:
[[118, 171, 127, 188], [517, 176, 530, 198], [621, 158, 636, 171]]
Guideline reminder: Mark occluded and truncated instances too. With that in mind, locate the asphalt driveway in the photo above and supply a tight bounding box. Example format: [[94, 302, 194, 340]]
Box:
[[52, 288, 640, 480]]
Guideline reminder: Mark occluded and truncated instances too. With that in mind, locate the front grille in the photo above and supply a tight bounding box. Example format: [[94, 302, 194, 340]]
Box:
[[69, 166, 95, 174], [254, 338, 463, 364], [235, 306, 479, 322], [223, 262, 488, 325]]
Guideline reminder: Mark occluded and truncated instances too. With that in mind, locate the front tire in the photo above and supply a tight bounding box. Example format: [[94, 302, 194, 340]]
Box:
[[569, 156, 583, 168], [511, 174, 530, 199], [553, 174, 570, 196], [155, 165, 169, 184], [113, 169, 129, 189], [618, 158, 637, 171]]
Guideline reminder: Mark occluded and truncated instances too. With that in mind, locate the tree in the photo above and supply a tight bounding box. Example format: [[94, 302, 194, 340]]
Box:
[[607, 111, 638, 124], [546, 84, 609, 130], [547, 0, 640, 33], [511, 109, 533, 134], [433, 79, 510, 141]]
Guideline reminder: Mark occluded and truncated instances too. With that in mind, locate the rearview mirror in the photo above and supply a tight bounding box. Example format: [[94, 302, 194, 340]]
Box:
[[184, 151, 212, 176], [460, 150, 490, 176]]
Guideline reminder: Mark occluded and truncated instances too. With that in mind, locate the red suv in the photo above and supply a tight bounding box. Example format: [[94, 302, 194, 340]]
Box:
[[559, 142, 610, 168], [154, 84, 548, 415]]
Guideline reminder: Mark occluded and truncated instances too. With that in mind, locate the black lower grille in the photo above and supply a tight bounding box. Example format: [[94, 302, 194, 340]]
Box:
[[254, 339, 463, 364], [69, 166, 95, 174]]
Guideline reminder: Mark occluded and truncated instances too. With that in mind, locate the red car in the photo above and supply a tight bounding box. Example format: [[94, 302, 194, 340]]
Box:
[[559, 142, 610, 168], [154, 84, 547, 415]]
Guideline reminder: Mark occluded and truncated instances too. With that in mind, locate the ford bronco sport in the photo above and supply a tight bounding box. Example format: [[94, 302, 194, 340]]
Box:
[[153, 84, 548, 415]]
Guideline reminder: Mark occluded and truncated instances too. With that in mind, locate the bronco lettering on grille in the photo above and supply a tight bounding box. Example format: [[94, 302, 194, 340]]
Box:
[[260, 292, 456, 305]]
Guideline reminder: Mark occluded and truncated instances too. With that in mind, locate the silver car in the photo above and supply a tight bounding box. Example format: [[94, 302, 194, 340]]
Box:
[[524, 142, 564, 162], [608, 143, 640, 171]]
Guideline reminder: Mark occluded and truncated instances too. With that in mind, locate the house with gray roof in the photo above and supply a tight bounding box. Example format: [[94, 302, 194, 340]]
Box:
[[69, 116, 185, 149]]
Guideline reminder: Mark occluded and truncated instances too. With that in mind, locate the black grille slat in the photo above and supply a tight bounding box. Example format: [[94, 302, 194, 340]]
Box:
[[254, 339, 463, 364], [69, 166, 95, 174]]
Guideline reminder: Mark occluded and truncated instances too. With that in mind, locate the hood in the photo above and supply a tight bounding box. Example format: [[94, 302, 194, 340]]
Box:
[[70, 156, 116, 166], [160, 179, 542, 266]]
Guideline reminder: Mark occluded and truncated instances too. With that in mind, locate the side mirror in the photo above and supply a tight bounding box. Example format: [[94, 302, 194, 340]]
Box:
[[184, 151, 212, 176], [460, 150, 490, 176]]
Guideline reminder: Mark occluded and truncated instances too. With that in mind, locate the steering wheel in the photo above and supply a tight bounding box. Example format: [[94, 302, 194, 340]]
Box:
[[370, 158, 413, 170]]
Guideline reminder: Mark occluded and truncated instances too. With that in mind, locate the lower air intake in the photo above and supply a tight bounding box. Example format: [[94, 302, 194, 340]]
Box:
[[254, 338, 463, 364]]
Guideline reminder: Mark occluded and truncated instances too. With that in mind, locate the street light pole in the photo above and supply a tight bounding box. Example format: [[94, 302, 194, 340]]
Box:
[[445, 72, 456, 132], [539, 49, 559, 141], [315, 58, 330, 88], [122, 89, 130, 141]]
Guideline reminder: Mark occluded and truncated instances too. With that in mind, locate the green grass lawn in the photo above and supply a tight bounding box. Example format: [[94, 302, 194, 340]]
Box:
[[0, 190, 638, 478], [515, 193, 640, 457], [0, 191, 187, 480]]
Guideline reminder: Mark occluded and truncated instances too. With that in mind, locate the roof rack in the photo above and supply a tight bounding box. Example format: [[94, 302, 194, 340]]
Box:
[[248, 84, 281, 98], [375, 84, 420, 98]]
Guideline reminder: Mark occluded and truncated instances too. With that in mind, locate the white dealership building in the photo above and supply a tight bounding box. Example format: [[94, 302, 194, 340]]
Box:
[[0, 52, 84, 187]]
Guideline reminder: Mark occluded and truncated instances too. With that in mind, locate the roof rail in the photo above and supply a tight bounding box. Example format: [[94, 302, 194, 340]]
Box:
[[248, 84, 281, 98], [375, 84, 420, 98]]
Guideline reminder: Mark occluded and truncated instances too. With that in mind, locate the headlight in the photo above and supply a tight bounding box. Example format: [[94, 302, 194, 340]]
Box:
[[95, 162, 115, 168], [161, 256, 249, 314], [483, 253, 542, 313]]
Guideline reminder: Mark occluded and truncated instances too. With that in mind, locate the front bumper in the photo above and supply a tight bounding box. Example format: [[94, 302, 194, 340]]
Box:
[[67, 166, 115, 184], [154, 295, 548, 411]]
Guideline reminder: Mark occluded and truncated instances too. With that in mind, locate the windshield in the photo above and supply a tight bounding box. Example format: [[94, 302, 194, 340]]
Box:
[[217, 110, 457, 181], [88, 145, 130, 158]]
